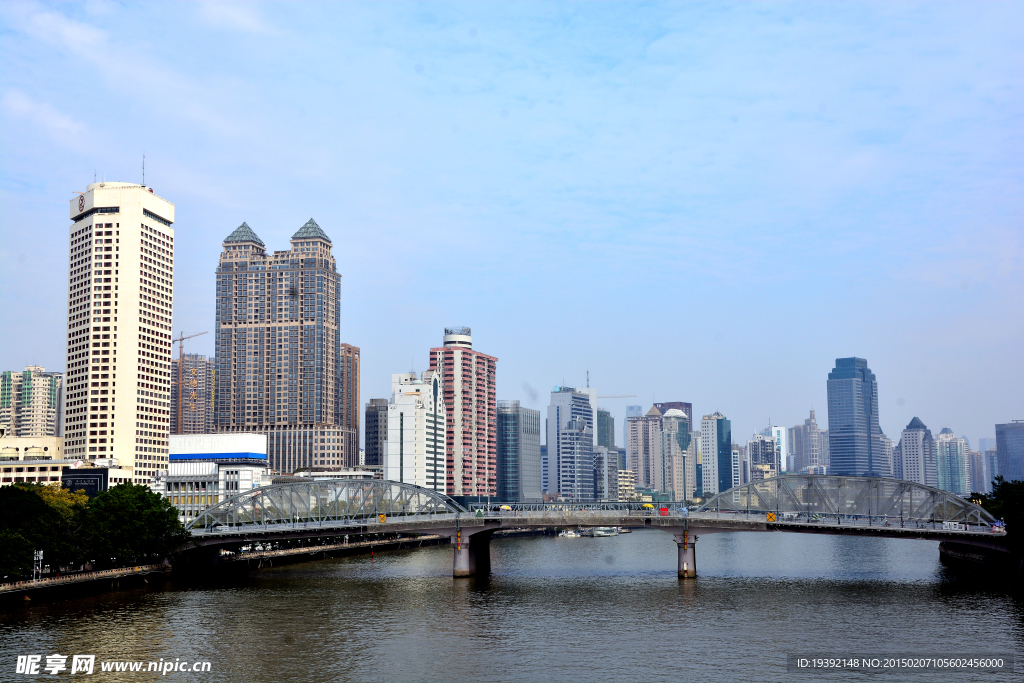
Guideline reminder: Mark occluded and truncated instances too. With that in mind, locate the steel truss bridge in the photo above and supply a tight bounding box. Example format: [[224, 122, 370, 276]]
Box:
[[184, 475, 1005, 577]]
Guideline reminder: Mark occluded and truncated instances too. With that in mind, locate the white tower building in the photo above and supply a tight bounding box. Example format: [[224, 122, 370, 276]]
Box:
[[63, 182, 175, 485], [385, 370, 446, 492]]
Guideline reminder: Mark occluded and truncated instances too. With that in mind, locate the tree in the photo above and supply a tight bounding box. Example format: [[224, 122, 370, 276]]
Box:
[[88, 483, 189, 565], [0, 485, 62, 576], [972, 476, 1024, 557]]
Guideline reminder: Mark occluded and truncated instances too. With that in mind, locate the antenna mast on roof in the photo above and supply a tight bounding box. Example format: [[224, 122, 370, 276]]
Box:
[[142, 153, 145, 185]]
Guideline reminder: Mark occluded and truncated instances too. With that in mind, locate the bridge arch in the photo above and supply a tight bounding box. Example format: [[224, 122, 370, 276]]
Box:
[[187, 480, 467, 532], [699, 474, 995, 525]]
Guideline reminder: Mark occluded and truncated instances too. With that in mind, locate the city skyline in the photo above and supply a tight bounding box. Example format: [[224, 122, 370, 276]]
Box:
[[1, 2, 1022, 447]]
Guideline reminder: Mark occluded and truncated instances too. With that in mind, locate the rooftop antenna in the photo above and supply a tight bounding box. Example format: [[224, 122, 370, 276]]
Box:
[[93, 170, 96, 182], [142, 152, 145, 185], [586, 369, 590, 388]]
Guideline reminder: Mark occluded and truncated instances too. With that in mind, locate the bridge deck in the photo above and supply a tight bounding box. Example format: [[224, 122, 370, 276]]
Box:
[[187, 509, 1006, 549]]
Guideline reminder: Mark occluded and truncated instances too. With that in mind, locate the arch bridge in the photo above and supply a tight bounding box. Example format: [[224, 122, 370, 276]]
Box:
[[184, 475, 1003, 578]]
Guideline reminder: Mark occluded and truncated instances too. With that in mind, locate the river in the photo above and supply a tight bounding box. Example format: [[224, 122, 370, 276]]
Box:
[[3, 530, 1022, 682]]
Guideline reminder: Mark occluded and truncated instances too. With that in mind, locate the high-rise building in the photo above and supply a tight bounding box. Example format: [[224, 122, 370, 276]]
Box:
[[819, 429, 830, 468], [428, 327, 498, 496], [827, 357, 883, 477], [624, 404, 642, 465], [497, 400, 542, 502], [337, 344, 360, 467], [597, 408, 615, 449], [935, 428, 970, 495], [627, 406, 662, 489], [978, 437, 997, 455], [557, 416, 594, 501], [63, 182, 175, 485], [701, 412, 733, 496], [214, 219, 355, 473], [968, 448, 986, 494], [789, 410, 821, 473], [653, 402, 693, 428], [1, 367, 63, 437], [655, 409, 696, 500], [897, 417, 936, 487], [984, 449, 999, 492], [547, 386, 596, 496], [384, 371, 445, 491], [761, 425, 788, 473], [364, 398, 388, 467], [170, 354, 214, 434], [878, 434, 895, 478], [995, 421, 1024, 483], [747, 433, 779, 480]]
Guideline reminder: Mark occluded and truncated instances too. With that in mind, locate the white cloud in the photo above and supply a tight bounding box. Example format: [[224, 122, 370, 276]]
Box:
[[196, 1, 279, 35], [1, 89, 88, 148]]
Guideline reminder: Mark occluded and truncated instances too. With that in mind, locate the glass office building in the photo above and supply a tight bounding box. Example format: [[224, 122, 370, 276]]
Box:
[[497, 400, 542, 502], [827, 357, 884, 477]]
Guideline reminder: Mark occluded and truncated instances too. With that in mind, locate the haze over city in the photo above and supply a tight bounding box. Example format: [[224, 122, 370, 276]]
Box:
[[1, 0, 1021, 445]]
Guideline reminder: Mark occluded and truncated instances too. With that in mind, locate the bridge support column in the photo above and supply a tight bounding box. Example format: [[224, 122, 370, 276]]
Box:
[[675, 531, 696, 579], [451, 530, 492, 578]]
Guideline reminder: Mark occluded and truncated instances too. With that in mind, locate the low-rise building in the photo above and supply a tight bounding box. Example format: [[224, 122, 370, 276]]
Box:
[[153, 433, 270, 522]]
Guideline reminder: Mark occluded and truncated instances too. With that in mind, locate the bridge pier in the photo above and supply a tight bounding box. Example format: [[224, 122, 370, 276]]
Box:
[[451, 530, 492, 578], [674, 531, 696, 579]]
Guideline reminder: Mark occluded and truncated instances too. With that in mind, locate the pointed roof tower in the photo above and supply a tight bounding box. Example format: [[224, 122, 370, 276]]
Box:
[[291, 218, 331, 243], [906, 416, 928, 431], [223, 221, 265, 247]]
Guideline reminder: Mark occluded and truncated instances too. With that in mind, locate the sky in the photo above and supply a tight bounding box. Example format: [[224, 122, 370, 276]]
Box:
[[1, 1, 1021, 449]]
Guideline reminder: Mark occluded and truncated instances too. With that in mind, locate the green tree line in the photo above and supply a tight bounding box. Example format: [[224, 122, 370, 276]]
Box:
[[0, 483, 189, 580]]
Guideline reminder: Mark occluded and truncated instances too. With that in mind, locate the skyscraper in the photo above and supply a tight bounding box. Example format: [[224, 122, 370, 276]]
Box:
[[789, 410, 821, 473], [497, 400, 542, 502], [747, 433, 780, 480], [214, 219, 355, 473], [337, 344, 361, 467], [897, 417, 936, 487], [655, 409, 696, 500], [557, 416, 594, 501], [384, 371, 446, 491], [701, 412, 733, 496], [827, 357, 883, 476], [995, 421, 1024, 483], [653, 402, 693, 428], [547, 386, 597, 496], [428, 327, 498, 496], [627, 406, 662, 489], [63, 182, 174, 485], [1, 367, 63, 437], [935, 428, 970, 496], [364, 398, 388, 468], [596, 408, 615, 449], [170, 354, 214, 434]]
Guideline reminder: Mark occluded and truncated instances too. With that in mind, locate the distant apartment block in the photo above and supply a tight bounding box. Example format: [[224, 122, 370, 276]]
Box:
[[1, 366, 63, 437]]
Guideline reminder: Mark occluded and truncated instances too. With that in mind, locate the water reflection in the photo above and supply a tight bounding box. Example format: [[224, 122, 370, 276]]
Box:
[[2, 530, 1020, 682]]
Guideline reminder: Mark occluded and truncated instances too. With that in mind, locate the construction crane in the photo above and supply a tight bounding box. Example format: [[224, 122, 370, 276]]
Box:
[[598, 395, 637, 399], [174, 330, 209, 434]]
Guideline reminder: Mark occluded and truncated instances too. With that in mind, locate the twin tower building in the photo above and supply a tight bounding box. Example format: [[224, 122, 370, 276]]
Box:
[[63, 181, 498, 496]]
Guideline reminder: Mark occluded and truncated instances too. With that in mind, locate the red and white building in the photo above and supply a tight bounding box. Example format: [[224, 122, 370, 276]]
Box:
[[429, 328, 497, 497]]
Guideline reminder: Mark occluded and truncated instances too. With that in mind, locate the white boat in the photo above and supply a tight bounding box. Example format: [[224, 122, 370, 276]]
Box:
[[592, 527, 618, 537], [617, 527, 632, 534], [558, 529, 581, 538]]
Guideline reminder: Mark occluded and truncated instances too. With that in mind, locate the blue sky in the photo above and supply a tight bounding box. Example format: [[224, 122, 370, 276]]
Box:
[[1, 1, 1021, 448]]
